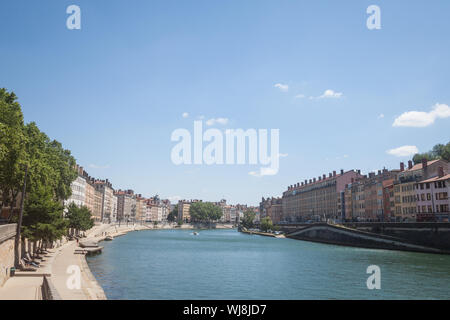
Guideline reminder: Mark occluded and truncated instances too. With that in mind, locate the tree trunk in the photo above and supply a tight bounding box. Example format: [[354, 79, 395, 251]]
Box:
[[14, 166, 28, 268]]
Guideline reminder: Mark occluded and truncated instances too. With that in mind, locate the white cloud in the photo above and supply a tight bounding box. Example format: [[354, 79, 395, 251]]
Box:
[[249, 167, 278, 178], [318, 89, 343, 99], [279, 153, 288, 158], [378, 114, 385, 119], [386, 145, 419, 157], [274, 83, 289, 92], [89, 164, 110, 169], [295, 94, 305, 99], [182, 112, 189, 118], [393, 103, 450, 127], [206, 117, 229, 126]]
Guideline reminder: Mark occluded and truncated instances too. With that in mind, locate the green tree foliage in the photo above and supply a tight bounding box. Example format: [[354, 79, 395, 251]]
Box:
[[260, 217, 274, 232], [413, 142, 450, 164], [167, 204, 178, 222], [0, 89, 27, 216], [241, 210, 256, 229], [65, 203, 94, 235], [189, 202, 222, 222], [1, 88, 77, 248], [21, 184, 68, 244]]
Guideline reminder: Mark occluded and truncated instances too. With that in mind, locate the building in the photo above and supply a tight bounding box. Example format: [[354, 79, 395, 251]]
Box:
[[394, 159, 449, 221], [282, 169, 362, 222], [146, 196, 163, 222], [260, 197, 283, 224], [64, 165, 87, 209], [135, 195, 147, 224], [111, 194, 118, 223], [342, 169, 399, 222], [177, 200, 191, 222], [94, 179, 115, 223], [84, 178, 96, 219], [382, 179, 395, 221], [415, 166, 449, 222], [115, 190, 136, 223]]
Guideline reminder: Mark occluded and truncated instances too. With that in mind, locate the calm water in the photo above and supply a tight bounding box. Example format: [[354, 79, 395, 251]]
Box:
[[86, 229, 450, 299]]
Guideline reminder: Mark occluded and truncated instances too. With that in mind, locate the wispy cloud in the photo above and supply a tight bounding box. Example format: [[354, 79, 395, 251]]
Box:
[[249, 167, 278, 178], [318, 89, 343, 99], [206, 117, 229, 126], [182, 112, 189, 118], [274, 83, 289, 92], [295, 94, 305, 99], [386, 145, 419, 157], [378, 113, 385, 119], [89, 164, 110, 169], [393, 103, 450, 127]]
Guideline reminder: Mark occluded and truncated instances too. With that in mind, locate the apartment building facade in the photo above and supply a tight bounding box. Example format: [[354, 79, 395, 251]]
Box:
[[282, 169, 361, 222]]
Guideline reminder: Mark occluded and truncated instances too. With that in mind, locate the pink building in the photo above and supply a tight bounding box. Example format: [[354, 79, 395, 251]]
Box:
[[415, 166, 449, 222]]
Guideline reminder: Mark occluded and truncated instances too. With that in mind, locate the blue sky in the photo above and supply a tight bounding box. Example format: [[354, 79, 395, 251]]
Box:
[[1, 0, 449, 205]]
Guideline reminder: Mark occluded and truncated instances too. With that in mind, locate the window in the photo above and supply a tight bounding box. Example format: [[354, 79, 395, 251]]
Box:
[[427, 193, 431, 201]]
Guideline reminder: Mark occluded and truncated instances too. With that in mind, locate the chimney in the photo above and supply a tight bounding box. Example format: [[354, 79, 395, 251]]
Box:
[[329, 173, 332, 178], [340, 169, 344, 175], [305, 179, 308, 185], [378, 170, 381, 175], [313, 178, 316, 182], [408, 160, 413, 170], [301, 182, 304, 186], [357, 169, 361, 175], [309, 179, 312, 184], [333, 171, 336, 177], [323, 174, 326, 180], [438, 166, 444, 178], [400, 162, 405, 172], [422, 158, 428, 169]]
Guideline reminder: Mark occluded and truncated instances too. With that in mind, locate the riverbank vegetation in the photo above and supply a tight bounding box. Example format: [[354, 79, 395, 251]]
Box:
[[189, 202, 222, 223], [0, 88, 83, 263]]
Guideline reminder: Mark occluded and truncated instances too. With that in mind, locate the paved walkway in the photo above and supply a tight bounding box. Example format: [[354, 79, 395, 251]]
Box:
[[0, 276, 43, 300], [0, 223, 153, 300]]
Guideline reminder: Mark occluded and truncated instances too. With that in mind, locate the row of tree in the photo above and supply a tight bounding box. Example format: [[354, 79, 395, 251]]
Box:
[[189, 202, 222, 223], [413, 142, 450, 164], [0, 88, 92, 264]]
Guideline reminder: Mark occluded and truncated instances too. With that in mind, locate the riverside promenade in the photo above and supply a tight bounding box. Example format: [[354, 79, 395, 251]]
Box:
[[0, 223, 149, 300]]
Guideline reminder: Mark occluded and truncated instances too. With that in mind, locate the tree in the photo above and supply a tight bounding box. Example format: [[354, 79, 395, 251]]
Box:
[[167, 204, 178, 222], [1, 88, 78, 263], [241, 210, 256, 229], [189, 202, 222, 223], [0, 89, 27, 221], [65, 203, 94, 236], [21, 184, 68, 255], [260, 217, 274, 232], [413, 141, 450, 164]]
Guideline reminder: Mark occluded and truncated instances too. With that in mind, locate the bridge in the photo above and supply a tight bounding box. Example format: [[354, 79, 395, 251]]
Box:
[[277, 222, 450, 254]]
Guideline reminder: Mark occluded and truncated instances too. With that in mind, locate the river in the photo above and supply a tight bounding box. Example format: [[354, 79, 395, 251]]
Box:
[[86, 228, 450, 299]]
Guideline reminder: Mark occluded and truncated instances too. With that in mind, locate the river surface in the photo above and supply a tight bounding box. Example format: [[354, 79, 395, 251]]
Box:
[[86, 229, 450, 299]]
